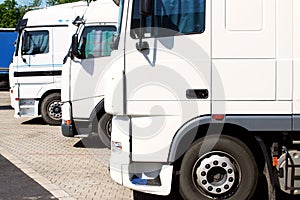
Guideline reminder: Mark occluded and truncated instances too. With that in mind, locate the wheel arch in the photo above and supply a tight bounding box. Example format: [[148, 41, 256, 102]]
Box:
[[89, 99, 105, 133], [168, 116, 266, 173], [38, 89, 61, 115]]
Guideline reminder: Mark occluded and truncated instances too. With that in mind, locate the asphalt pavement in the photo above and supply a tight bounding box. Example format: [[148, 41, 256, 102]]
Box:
[[0, 154, 57, 200]]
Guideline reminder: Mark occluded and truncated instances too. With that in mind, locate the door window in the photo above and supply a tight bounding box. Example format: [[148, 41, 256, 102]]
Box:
[[131, 0, 206, 38], [22, 30, 49, 55], [78, 26, 116, 59]]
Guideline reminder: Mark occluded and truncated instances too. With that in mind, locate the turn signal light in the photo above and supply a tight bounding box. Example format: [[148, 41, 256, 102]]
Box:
[[273, 157, 278, 167], [63, 120, 71, 125], [212, 114, 225, 121]]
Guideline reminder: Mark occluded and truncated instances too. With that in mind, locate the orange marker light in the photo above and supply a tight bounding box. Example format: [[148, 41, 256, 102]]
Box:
[[63, 120, 71, 125], [212, 114, 225, 121], [273, 157, 278, 167]]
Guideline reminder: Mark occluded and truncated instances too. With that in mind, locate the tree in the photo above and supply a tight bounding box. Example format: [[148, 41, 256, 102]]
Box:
[[0, 0, 25, 28], [31, 0, 42, 7]]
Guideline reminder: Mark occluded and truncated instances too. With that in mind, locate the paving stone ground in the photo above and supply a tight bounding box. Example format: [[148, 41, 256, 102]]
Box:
[[0, 91, 133, 200]]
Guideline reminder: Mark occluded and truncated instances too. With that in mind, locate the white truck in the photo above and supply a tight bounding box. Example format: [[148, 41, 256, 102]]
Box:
[[105, 0, 300, 199], [9, 1, 87, 125], [61, 0, 118, 147]]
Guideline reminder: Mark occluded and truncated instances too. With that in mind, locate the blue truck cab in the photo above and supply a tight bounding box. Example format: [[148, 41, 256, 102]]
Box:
[[0, 28, 17, 89]]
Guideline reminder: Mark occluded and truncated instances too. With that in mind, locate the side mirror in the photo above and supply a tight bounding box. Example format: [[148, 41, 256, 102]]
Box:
[[72, 16, 84, 26], [16, 19, 28, 32], [113, 0, 120, 6], [21, 31, 29, 55], [71, 34, 79, 57], [140, 0, 154, 16]]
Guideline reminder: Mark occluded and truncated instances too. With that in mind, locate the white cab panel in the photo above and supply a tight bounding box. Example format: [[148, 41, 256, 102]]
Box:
[[226, 0, 263, 31], [212, 59, 276, 101], [276, 0, 293, 101], [293, 0, 300, 113], [212, 0, 275, 58]]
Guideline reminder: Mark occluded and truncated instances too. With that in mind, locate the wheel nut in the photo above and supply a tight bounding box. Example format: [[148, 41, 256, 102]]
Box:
[[213, 161, 218, 165], [216, 188, 221, 193], [228, 169, 233, 174], [224, 184, 229, 189], [229, 177, 234, 182], [202, 180, 207, 185], [201, 171, 206, 176], [208, 186, 213, 191], [205, 164, 211, 169], [222, 162, 227, 167]]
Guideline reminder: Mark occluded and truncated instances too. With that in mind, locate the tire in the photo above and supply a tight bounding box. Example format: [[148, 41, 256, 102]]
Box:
[[40, 93, 62, 125], [179, 135, 258, 200], [97, 113, 112, 148]]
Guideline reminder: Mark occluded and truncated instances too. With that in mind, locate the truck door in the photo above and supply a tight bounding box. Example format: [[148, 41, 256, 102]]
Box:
[[70, 25, 117, 119], [124, 0, 211, 162], [16, 28, 53, 89]]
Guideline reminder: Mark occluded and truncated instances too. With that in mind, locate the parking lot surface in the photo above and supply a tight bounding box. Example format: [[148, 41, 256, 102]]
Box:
[[0, 91, 132, 200]]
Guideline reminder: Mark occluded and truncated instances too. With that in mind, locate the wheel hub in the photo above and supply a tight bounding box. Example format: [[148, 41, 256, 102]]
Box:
[[194, 153, 239, 196], [48, 101, 62, 120]]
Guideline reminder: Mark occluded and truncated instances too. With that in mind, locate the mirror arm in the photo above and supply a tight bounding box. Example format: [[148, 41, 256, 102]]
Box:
[[71, 34, 79, 58], [137, 15, 144, 51], [136, 15, 149, 52]]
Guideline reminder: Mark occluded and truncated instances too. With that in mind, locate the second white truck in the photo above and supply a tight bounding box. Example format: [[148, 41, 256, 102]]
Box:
[[61, 0, 118, 147]]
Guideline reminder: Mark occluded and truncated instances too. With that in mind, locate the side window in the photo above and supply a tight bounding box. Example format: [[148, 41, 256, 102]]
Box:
[[22, 30, 49, 55], [131, 0, 206, 38], [78, 26, 116, 59]]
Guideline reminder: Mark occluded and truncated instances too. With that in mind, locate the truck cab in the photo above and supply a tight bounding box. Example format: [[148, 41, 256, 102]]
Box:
[[61, 0, 118, 148], [105, 0, 300, 199], [10, 2, 87, 125]]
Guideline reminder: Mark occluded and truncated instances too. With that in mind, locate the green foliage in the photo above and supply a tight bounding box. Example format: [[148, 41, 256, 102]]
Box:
[[0, 0, 25, 28]]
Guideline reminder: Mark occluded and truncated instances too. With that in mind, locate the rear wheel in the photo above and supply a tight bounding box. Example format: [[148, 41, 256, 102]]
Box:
[[40, 93, 62, 125], [179, 135, 258, 200], [97, 113, 112, 148]]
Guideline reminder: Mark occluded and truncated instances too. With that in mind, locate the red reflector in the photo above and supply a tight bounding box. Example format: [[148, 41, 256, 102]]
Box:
[[273, 157, 278, 167], [10, 89, 13, 94], [15, 98, 19, 101], [212, 114, 225, 121]]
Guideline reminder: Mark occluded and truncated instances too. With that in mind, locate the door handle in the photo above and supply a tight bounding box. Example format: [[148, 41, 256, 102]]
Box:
[[186, 89, 209, 99]]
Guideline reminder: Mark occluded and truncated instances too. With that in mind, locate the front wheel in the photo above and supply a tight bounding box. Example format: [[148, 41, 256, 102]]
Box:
[[40, 93, 62, 125], [179, 135, 258, 200], [97, 113, 112, 148]]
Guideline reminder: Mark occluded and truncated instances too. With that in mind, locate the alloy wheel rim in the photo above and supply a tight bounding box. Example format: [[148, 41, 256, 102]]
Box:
[[192, 151, 241, 198], [48, 100, 62, 120]]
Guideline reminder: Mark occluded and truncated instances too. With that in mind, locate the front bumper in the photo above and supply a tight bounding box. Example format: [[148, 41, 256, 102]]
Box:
[[110, 116, 173, 196], [61, 122, 75, 137]]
